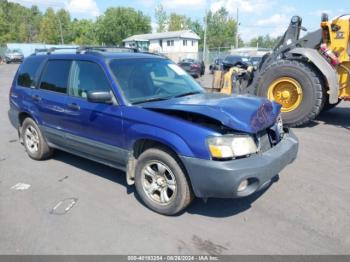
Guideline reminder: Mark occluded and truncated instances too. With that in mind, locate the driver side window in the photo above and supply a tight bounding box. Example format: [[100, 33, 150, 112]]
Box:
[[69, 60, 111, 99]]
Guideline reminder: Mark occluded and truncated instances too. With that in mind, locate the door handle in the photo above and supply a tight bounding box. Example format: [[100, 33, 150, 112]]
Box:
[[31, 95, 41, 102], [67, 103, 80, 111]]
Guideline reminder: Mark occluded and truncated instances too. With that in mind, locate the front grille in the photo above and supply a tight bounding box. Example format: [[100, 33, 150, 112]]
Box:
[[256, 125, 283, 153], [257, 131, 272, 153]]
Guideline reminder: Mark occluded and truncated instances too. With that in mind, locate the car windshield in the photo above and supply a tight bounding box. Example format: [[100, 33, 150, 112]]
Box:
[[109, 58, 204, 104]]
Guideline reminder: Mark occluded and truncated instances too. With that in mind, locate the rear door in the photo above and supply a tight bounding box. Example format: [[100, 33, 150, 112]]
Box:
[[32, 59, 71, 145], [62, 60, 126, 166]]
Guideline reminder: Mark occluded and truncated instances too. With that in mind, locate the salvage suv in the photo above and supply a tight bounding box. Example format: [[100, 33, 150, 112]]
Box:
[[8, 47, 298, 215]]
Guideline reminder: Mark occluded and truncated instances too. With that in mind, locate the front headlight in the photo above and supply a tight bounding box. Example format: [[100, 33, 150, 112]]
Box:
[[207, 135, 258, 159]]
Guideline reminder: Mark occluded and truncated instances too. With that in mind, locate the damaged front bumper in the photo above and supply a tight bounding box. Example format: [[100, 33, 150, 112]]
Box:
[[180, 129, 298, 198]]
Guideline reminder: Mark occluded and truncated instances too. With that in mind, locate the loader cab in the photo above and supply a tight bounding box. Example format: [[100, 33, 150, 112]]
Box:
[[320, 14, 350, 99], [321, 14, 350, 62]]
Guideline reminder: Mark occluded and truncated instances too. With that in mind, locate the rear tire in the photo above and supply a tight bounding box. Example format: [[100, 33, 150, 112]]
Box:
[[256, 60, 325, 127], [134, 147, 193, 215], [22, 118, 53, 160]]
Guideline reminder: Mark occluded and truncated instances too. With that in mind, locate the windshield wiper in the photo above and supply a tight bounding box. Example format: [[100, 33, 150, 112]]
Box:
[[132, 91, 202, 104], [132, 96, 171, 105], [172, 91, 202, 98]]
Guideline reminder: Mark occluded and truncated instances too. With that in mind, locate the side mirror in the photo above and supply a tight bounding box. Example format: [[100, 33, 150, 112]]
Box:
[[87, 91, 113, 104]]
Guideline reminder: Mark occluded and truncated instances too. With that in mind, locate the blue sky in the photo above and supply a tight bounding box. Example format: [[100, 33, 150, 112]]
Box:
[[8, 0, 350, 41]]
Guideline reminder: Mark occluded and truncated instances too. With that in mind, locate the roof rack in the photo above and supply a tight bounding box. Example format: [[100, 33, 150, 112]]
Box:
[[34, 47, 79, 55], [31, 46, 166, 59], [33, 46, 139, 55], [78, 46, 138, 54]]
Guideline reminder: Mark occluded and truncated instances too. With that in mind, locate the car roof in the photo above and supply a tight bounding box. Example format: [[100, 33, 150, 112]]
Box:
[[225, 55, 243, 58], [180, 59, 198, 62], [91, 51, 165, 60], [30, 51, 166, 61]]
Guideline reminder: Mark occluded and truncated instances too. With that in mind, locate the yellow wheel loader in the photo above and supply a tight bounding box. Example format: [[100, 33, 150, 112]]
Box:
[[213, 14, 350, 127]]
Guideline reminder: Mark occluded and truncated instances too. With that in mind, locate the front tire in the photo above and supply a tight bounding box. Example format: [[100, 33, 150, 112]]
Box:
[[134, 147, 193, 215], [256, 60, 325, 127], [22, 118, 53, 160]]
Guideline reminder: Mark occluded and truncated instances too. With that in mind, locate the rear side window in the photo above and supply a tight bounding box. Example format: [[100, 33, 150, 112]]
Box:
[[40, 60, 71, 94], [17, 57, 44, 87]]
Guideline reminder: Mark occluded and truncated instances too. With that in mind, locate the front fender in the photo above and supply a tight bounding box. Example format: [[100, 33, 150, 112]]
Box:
[[125, 123, 195, 158], [288, 48, 339, 104]]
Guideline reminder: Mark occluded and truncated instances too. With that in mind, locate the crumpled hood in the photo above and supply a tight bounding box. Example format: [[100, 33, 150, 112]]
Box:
[[140, 93, 281, 134]]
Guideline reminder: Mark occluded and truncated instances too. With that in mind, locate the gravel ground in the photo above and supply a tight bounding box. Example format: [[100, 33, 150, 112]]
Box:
[[0, 63, 349, 255]]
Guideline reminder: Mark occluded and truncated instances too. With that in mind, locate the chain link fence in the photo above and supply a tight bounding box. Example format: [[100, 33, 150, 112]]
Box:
[[161, 47, 269, 66], [161, 47, 232, 66]]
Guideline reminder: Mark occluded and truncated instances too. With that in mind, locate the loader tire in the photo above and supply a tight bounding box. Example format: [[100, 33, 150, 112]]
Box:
[[256, 60, 325, 127]]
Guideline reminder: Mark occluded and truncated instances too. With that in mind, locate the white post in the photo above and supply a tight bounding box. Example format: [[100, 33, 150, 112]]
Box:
[[203, 0, 209, 63], [235, 8, 239, 49], [57, 17, 64, 45]]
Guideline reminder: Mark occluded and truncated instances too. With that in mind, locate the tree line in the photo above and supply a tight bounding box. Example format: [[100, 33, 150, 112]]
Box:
[[0, 0, 151, 45], [155, 4, 243, 49], [154, 4, 280, 49], [0, 0, 280, 49]]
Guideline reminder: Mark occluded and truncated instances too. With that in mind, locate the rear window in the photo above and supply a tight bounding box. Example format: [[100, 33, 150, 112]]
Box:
[[39, 60, 71, 94], [17, 57, 44, 87], [223, 56, 242, 64]]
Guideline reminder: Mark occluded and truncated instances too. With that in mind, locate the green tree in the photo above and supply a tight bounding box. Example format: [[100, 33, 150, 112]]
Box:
[[206, 7, 239, 49], [0, 2, 11, 43], [26, 6, 42, 42], [168, 13, 188, 31], [0, 0, 37, 43], [155, 4, 167, 32], [71, 19, 97, 45], [38, 8, 71, 44], [249, 35, 281, 49], [39, 8, 61, 44], [186, 19, 204, 48], [96, 7, 151, 45], [16, 5, 42, 43], [56, 9, 72, 44]]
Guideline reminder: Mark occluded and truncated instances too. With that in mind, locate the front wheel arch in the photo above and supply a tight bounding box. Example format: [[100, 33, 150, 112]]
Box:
[[127, 139, 194, 190]]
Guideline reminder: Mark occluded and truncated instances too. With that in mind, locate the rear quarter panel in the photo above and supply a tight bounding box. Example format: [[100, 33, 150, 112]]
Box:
[[9, 65, 37, 126]]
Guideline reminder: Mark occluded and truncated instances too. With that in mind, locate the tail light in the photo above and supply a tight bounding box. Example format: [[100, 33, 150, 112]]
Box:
[[191, 64, 200, 69]]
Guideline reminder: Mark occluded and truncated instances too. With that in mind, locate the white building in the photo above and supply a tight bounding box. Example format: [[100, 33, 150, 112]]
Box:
[[123, 30, 200, 62]]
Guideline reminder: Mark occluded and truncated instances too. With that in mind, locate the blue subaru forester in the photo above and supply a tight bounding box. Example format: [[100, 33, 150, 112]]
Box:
[[8, 47, 298, 215]]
